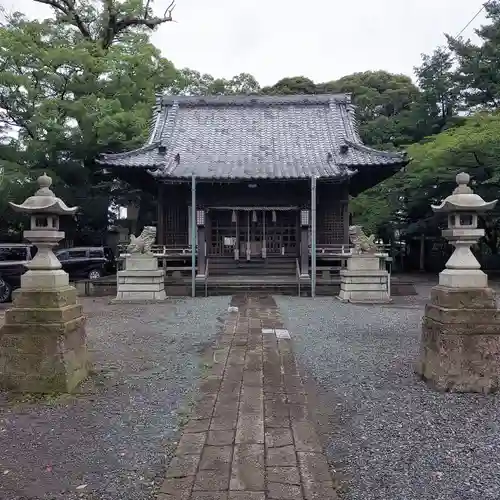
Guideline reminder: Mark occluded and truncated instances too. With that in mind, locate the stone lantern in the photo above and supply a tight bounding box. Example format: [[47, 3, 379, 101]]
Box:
[[431, 172, 497, 288], [0, 173, 89, 393], [417, 172, 500, 393]]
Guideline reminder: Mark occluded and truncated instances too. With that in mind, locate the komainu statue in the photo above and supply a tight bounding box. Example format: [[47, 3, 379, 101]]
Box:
[[349, 225, 379, 254], [127, 226, 156, 254]]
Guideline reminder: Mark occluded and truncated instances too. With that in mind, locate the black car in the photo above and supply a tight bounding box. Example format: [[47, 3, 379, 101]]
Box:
[[0, 243, 37, 303], [54, 246, 116, 280]]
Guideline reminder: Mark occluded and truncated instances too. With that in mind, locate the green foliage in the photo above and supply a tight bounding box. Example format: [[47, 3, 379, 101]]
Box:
[[0, 0, 178, 242], [447, 0, 500, 110], [351, 113, 500, 245]]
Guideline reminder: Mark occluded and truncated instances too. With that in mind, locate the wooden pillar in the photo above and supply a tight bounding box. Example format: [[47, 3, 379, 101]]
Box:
[[197, 226, 206, 276], [300, 226, 309, 276], [157, 184, 165, 245]]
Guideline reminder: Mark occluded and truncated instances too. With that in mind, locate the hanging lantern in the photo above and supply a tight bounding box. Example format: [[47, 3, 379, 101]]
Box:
[[252, 210, 257, 223], [272, 210, 277, 223], [232, 210, 236, 223]]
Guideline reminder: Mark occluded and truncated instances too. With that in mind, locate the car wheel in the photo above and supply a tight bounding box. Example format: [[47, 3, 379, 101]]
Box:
[[88, 269, 102, 280], [0, 279, 12, 303]]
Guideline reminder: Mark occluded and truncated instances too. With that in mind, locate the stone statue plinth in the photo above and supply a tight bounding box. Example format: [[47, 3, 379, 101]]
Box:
[[417, 173, 500, 393], [0, 174, 89, 393], [339, 253, 390, 303], [113, 227, 166, 303]]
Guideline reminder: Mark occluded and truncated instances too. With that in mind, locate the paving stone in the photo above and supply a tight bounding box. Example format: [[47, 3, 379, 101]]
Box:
[[185, 418, 211, 433], [265, 427, 294, 448], [297, 451, 332, 483], [191, 493, 228, 500], [235, 413, 264, 444], [228, 492, 265, 500], [230, 444, 265, 491], [292, 422, 322, 452], [266, 466, 301, 485], [288, 404, 310, 422], [159, 476, 195, 498], [210, 414, 238, 430], [267, 482, 304, 500], [193, 469, 230, 491], [266, 445, 297, 467], [302, 480, 337, 500], [242, 370, 262, 386], [199, 445, 233, 470], [264, 397, 290, 428], [207, 430, 235, 446], [176, 432, 207, 455], [166, 453, 201, 478]]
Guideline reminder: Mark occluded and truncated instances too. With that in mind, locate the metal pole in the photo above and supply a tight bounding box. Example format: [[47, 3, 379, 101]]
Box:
[[191, 174, 196, 298], [311, 176, 317, 298]]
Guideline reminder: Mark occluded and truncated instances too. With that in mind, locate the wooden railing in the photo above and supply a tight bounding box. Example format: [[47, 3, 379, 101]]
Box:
[[118, 244, 193, 257]]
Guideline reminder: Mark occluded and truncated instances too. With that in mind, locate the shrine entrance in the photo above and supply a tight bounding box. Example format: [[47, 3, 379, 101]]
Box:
[[207, 208, 299, 259]]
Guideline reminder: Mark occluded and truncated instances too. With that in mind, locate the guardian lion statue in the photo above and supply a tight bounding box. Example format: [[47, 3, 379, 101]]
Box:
[[127, 226, 156, 254], [349, 225, 379, 254]]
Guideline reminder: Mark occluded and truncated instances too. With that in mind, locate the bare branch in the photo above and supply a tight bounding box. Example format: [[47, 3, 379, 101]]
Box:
[[33, 0, 92, 39], [102, 1, 175, 49]]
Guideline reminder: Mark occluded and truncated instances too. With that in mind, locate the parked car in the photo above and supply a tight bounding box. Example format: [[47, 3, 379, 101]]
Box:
[[0, 243, 37, 303], [54, 246, 116, 280]]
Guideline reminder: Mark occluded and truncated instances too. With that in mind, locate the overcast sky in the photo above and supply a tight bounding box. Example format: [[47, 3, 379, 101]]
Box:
[[3, 0, 487, 86]]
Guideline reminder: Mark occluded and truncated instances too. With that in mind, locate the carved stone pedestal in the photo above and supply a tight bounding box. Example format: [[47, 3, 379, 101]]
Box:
[[338, 254, 390, 303], [417, 286, 500, 393], [0, 285, 88, 393], [114, 254, 166, 302]]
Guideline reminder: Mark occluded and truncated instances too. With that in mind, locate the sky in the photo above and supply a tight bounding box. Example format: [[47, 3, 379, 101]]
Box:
[[2, 0, 488, 85]]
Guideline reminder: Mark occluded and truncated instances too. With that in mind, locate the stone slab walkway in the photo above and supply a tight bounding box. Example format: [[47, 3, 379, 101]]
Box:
[[158, 295, 337, 500]]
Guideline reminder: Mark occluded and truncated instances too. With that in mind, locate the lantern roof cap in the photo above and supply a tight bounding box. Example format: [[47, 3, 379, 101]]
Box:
[[9, 173, 78, 215], [431, 172, 497, 213]]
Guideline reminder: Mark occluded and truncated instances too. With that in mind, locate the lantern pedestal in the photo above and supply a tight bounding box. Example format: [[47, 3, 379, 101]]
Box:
[[113, 254, 166, 302], [417, 172, 500, 393], [417, 286, 500, 393], [0, 173, 88, 393], [0, 286, 88, 393], [338, 253, 390, 303]]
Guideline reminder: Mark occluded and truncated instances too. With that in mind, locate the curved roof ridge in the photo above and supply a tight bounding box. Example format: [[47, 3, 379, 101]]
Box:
[[98, 143, 159, 162], [345, 140, 406, 159], [160, 93, 351, 107]]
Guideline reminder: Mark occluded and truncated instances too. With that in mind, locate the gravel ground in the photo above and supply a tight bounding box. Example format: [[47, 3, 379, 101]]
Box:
[[276, 291, 500, 500], [0, 296, 229, 500]]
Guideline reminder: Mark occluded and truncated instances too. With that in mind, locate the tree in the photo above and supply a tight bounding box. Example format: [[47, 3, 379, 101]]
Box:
[[321, 71, 421, 148], [0, 1, 178, 242], [414, 47, 460, 134], [350, 112, 500, 253], [261, 76, 317, 95], [447, 0, 500, 110], [167, 69, 260, 96]]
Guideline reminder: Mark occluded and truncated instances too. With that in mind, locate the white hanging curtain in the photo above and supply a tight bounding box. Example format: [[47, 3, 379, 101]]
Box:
[[252, 210, 257, 223]]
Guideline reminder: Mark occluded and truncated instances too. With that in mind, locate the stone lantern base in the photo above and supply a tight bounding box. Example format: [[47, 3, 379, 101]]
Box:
[[417, 285, 500, 393], [0, 285, 89, 393]]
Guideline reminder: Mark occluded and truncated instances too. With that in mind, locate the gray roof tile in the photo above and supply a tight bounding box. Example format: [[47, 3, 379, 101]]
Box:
[[98, 94, 406, 179]]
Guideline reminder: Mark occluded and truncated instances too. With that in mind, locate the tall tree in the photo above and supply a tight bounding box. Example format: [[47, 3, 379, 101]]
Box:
[[321, 71, 421, 148], [447, 0, 500, 110], [413, 47, 461, 134], [0, 0, 178, 242]]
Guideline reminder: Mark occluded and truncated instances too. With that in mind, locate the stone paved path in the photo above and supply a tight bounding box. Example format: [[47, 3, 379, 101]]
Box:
[[157, 295, 337, 500]]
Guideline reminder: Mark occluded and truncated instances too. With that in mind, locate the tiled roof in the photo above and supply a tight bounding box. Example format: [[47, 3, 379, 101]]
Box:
[[98, 94, 406, 180]]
